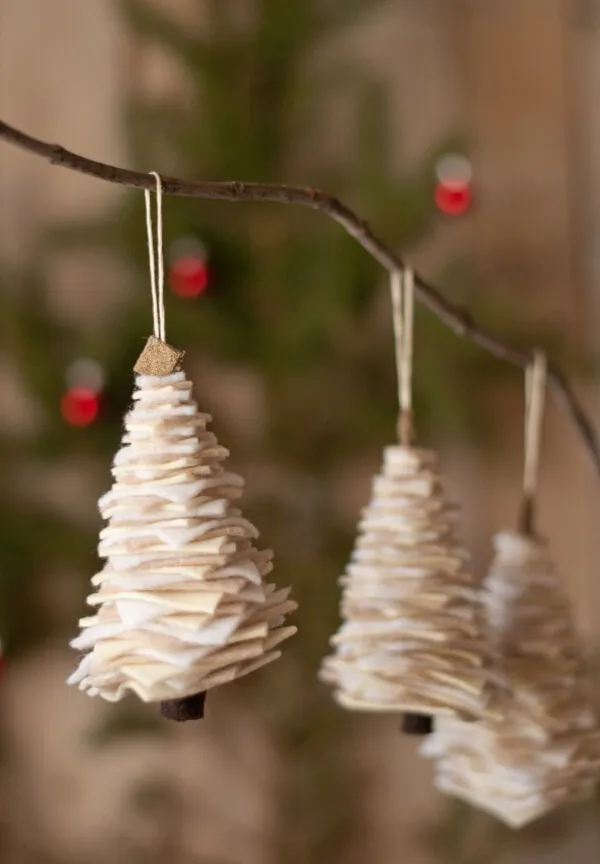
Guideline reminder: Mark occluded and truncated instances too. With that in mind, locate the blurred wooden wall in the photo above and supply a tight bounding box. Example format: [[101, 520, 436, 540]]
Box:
[[446, 0, 600, 643]]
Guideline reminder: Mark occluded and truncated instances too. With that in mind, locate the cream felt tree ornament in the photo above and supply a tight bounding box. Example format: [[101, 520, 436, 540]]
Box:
[[68, 174, 297, 721], [319, 269, 489, 735], [421, 353, 600, 827]]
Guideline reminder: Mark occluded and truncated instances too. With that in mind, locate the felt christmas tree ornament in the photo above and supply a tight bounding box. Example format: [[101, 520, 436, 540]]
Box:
[[320, 269, 489, 734], [68, 174, 297, 720], [421, 353, 600, 826]]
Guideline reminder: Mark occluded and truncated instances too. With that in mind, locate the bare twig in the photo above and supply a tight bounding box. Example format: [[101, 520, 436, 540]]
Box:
[[1, 117, 598, 474]]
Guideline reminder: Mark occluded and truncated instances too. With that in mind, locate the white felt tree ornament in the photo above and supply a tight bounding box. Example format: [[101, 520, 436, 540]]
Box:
[[320, 270, 489, 733], [68, 175, 296, 720], [421, 354, 600, 827], [422, 530, 600, 828]]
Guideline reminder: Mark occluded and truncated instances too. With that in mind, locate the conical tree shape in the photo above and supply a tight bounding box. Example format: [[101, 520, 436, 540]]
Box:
[[421, 530, 600, 828], [68, 365, 297, 705], [320, 445, 488, 721]]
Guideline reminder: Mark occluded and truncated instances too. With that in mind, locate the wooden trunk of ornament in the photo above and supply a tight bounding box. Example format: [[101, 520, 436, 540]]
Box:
[[68, 337, 297, 720]]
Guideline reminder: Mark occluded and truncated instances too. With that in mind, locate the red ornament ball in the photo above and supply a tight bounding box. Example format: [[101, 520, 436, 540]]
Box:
[[61, 387, 100, 427], [168, 256, 209, 298], [435, 182, 472, 217]]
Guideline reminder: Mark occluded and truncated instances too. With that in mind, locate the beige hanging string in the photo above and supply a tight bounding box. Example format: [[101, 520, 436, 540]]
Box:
[[144, 171, 166, 343], [520, 350, 547, 534], [135, 173, 184, 376], [390, 267, 415, 445]]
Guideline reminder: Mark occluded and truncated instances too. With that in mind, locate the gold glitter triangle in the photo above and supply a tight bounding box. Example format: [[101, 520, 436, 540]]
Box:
[[133, 336, 185, 376]]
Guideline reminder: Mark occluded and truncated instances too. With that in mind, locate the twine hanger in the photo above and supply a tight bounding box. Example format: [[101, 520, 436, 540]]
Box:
[[520, 350, 548, 535], [390, 267, 415, 446], [145, 171, 166, 343], [133, 173, 185, 376]]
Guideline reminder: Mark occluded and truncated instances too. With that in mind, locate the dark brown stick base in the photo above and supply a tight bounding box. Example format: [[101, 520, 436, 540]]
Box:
[[160, 692, 206, 722], [401, 713, 433, 735]]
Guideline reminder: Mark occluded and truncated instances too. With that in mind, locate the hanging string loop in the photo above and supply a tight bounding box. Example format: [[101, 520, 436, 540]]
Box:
[[390, 267, 415, 445], [144, 171, 166, 343], [520, 350, 547, 534]]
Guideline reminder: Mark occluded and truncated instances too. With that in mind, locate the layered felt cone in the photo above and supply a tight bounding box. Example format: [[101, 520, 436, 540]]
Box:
[[421, 530, 600, 828], [320, 446, 488, 721], [68, 366, 297, 704]]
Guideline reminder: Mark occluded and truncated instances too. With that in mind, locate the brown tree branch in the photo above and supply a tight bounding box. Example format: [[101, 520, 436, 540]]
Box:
[[1, 117, 599, 475]]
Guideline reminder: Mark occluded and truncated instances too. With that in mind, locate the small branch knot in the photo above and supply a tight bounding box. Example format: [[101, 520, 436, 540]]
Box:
[[50, 143, 65, 164]]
